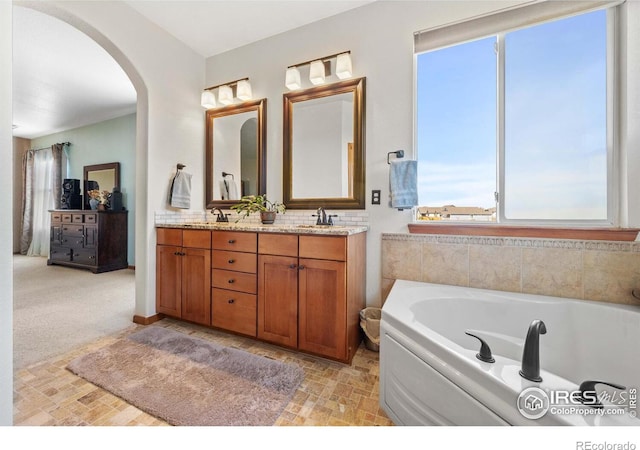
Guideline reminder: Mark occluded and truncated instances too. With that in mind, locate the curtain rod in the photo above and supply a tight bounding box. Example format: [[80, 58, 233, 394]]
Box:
[[28, 142, 71, 152]]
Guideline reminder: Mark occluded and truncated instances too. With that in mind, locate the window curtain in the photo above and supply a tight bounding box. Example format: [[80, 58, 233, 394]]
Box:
[[20, 143, 63, 256]]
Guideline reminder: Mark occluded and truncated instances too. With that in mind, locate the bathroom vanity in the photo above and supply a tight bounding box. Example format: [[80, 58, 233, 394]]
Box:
[[155, 223, 367, 364]]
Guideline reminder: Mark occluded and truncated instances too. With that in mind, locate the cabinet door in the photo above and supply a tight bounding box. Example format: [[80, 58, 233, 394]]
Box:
[[84, 225, 97, 249], [298, 258, 347, 361], [181, 247, 211, 326], [156, 245, 182, 318], [257, 254, 298, 347]]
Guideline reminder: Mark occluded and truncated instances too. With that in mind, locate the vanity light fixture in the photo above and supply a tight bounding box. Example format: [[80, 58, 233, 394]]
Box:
[[309, 60, 327, 85], [285, 67, 301, 90], [285, 51, 352, 90], [200, 90, 216, 109], [335, 52, 353, 79], [200, 77, 252, 109], [218, 85, 234, 105]]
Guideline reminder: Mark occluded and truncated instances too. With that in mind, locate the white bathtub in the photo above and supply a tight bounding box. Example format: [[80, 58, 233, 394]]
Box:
[[380, 280, 640, 426]]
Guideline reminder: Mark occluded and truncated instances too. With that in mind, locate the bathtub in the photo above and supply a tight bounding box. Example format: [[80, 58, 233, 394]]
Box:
[[379, 280, 640, 426]]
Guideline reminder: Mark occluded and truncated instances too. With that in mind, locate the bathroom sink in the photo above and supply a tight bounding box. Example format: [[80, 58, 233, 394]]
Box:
[[296, 224, 346, 229]]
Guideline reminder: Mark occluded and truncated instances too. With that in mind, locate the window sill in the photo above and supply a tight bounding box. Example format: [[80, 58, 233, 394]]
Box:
[[407, 223, 640, 241]]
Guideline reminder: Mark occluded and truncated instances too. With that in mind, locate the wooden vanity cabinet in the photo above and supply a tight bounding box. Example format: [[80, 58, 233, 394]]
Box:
[[257, 234, 299, 348], [258, 232, 366, 363], [211, 231, 258, 337], [156, 228, 211, 326]]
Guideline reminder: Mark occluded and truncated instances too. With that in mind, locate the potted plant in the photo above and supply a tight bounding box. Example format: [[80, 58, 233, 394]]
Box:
[[231, 195, 286, 224]]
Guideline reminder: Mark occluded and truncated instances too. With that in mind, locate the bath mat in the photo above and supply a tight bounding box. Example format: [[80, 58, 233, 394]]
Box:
[[66, 326, 304, 426]]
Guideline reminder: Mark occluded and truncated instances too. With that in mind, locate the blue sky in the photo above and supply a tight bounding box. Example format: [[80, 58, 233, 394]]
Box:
[[416, 9, 607, 220]]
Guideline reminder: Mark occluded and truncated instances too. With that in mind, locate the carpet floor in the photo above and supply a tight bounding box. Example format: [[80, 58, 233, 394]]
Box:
[[13, 255, 135, 369], [67, 326, 305, 426]]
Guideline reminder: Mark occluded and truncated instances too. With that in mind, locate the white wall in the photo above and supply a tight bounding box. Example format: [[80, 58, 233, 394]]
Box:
[[0, 0, 13, 426], [16, 0, 206, 317], [205, 0, 640, 306]]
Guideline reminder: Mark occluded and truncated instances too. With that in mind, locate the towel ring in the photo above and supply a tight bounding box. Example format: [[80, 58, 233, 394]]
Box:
[[387, 150, 404, 164], [176, 163, 186, 171], [222, 171, 234, 180]]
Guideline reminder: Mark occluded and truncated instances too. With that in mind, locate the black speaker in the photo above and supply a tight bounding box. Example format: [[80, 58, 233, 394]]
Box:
[[61, 192, 82, 209], [63, 178, 80, 194]]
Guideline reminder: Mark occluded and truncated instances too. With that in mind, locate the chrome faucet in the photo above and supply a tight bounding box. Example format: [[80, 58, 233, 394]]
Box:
[[312, 207, 337, 225], [519, 319, 547, 382], [211, 207, 229, 222]]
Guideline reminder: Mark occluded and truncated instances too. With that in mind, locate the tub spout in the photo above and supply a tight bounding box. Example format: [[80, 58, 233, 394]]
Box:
[[519, 319, 547, 382]]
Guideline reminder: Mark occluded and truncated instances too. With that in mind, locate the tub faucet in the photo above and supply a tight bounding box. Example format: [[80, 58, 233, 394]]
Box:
[[519, 319, 547, 382]]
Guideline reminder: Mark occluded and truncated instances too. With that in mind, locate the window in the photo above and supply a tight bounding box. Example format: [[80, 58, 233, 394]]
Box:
[[415, 5, 615, 224]]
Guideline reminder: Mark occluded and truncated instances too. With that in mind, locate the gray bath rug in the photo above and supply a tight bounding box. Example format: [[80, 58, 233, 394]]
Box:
[[66, 326, 304, 426]]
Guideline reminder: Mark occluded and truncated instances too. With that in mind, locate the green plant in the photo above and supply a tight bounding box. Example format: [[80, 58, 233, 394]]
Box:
[[230, 195, 286, 221]]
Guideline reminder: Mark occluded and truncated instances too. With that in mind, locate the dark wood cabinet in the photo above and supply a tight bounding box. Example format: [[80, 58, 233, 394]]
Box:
[[48, 210, 128, 273]]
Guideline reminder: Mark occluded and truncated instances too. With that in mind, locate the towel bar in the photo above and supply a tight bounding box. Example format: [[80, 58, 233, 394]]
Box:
[[387, 150, 404, 164]]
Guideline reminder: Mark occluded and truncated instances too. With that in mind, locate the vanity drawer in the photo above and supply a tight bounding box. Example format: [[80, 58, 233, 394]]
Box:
[[212, 250, 256, 273], [72, 214, 84, 223], [61, 214, 72, 223], [212, 269, 256, 294], [299, 235, 346, 261], [157, 228, 183, 246], [213, 231, 257, 253], [212, 288, 257, 337], [183, 230, 211, 249], [61, 234, 85, 248], [51, 212, 62, 224], [258, 234, 298, 257], [84, 214, 97, 224]]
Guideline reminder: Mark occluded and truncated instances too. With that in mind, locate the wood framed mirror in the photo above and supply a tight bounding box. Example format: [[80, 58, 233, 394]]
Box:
[[83, 162, 120, 210], [283, 77, 365, 209], [206, 98, 267, 209]]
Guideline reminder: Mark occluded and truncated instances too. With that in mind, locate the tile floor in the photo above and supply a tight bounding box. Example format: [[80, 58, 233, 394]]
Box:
[[13, 318, 393, 426]]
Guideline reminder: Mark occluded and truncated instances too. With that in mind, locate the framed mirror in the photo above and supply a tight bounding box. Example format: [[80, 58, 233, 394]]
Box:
[[206, 98, 267, 209], [283, 77, 365, 209], [83, 162, 120, 209]]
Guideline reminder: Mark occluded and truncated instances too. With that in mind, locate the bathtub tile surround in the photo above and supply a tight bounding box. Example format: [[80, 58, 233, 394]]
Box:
[[381, 233, 640, 306], [155, 209, 369, 227]]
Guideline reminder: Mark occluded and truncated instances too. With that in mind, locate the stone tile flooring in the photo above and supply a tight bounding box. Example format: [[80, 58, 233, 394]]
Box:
[[14, 318, 393, 426]]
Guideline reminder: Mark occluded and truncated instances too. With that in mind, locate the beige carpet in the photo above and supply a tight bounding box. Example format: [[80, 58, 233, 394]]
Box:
[[67, 326, 305, 426], [13, 255, 135, 369]]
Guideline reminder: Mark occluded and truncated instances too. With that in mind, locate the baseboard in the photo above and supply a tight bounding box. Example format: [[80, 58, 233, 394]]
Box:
[[133, 314, 162, 325], [128, 265, 135, 270]]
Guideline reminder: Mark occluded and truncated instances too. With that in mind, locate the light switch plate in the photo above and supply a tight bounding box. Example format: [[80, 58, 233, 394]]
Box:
[[372, 190, 381, 205]]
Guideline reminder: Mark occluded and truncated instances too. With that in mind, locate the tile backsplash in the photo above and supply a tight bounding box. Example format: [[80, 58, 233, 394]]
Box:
[[154, 209, 369, 227], [381, 233, 640, 307]]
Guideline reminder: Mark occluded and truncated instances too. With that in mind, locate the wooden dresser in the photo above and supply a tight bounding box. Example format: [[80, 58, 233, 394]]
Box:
[[48, 210, 128, 273]]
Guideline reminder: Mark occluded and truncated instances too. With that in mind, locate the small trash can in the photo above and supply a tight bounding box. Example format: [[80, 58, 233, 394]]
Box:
[[360, 307, 382, 352]]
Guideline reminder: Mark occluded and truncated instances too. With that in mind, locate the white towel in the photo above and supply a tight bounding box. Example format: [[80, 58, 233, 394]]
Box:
[[227, 180, 239, 200], [389, 160, 418, 210], [220, 179, 240, 200], [169, 171, 192, 209]]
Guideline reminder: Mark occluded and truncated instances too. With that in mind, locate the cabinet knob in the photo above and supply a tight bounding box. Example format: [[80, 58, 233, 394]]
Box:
[[228, 279, 235, 284], [228, 299, 235, 304], [228, 259, 235, 264], [289, 264, 297, 269], [89, 256, 95, 260], [299, 265, 306, 270], [228, 239, 235, 244]]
